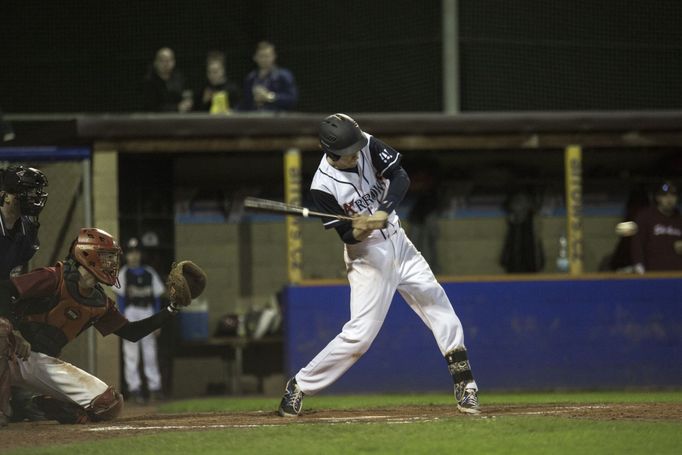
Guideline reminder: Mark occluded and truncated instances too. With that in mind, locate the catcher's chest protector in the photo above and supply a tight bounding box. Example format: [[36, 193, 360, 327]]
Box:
[[23, 262, 108, 343]]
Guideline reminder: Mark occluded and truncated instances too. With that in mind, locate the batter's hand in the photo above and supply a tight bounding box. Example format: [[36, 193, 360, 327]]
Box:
[[352, 211, 389, 231], [12, 330, 31, 361]]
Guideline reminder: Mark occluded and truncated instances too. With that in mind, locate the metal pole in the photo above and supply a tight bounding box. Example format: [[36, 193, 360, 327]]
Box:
[[83, 157, 97, 374], [442, 0, 460, 113]]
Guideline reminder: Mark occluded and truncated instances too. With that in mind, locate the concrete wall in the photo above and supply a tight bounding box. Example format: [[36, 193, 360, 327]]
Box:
[[176, 215, 622, 319]]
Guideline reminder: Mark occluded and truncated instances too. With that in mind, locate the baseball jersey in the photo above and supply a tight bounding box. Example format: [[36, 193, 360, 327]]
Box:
[[113, 266, 164, 312], [0, 213, 39, 278], [631, 206, 682, 271], [310, 133, 403, 243]]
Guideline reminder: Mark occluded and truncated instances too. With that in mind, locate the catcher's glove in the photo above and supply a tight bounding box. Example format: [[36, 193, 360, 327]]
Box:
[[167, 260, 207, 312], [352, 210, 389, 231]]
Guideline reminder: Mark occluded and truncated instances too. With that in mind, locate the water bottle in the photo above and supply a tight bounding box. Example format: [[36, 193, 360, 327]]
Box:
[[556, 235, 569, 273]]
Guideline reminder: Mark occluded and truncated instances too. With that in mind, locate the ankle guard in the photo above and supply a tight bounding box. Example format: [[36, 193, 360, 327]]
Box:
[[445, 348, 474, 384]]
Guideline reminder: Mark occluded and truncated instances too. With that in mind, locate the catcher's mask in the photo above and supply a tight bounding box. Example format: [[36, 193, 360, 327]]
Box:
[[319, 113, 367, 161], [0, 165, 48, 216], [71, 228, 122, 286]]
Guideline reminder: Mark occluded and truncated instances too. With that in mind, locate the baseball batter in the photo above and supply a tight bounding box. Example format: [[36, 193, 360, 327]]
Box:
[[278, 114, 479, 417], [0, 228, 204, 426]]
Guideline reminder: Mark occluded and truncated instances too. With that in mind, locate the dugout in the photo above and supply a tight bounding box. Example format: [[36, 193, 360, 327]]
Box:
[[3, 111, 682, 394]]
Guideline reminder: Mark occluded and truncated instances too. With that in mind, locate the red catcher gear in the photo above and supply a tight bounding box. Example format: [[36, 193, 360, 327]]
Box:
[[71, 228, 121, 286]]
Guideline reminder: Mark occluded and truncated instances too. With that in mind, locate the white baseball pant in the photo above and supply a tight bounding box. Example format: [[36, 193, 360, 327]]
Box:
[[123, 306, 161, 392], [295, 227, 474, 395]]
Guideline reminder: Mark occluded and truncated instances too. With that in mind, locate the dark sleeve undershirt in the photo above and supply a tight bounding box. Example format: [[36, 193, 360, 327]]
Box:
[[114, 309, 174, 342], [378, 166, 410, 213], [310, 189, 360, 244]]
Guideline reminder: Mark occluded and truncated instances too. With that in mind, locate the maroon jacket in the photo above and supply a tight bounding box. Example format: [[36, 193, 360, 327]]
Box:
[[631, 207, 682, 271]]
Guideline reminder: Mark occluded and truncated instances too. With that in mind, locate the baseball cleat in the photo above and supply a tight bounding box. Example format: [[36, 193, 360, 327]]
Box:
[[278, 377, 304, 417], [455, 384, 480, 415]]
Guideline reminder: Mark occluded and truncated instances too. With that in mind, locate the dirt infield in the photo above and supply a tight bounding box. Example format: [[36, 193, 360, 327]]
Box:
[[2, 403, 681, 451]]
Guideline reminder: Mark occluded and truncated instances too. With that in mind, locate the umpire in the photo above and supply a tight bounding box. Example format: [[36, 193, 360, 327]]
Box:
[[0, 165, 48, 424]]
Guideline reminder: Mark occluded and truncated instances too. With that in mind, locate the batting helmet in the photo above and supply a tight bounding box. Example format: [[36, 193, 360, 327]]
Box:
[[319, 114, 367, 160], [0, 165, 48, 216], [71, 228, 122, 286]]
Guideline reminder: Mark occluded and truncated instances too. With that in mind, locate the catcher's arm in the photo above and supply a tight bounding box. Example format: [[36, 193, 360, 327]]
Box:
[[114, 310, 173, 342]]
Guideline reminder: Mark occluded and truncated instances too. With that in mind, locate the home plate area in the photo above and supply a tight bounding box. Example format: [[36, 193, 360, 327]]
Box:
[[2, 403, 681, 451]]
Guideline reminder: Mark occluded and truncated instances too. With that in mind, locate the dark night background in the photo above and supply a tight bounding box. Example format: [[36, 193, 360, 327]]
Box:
[[1, 0, 681, 113]]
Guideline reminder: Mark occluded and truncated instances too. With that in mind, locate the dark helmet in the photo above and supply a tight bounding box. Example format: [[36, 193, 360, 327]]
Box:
[[0, 165, 48, 216], [319, 113, 367, 160]]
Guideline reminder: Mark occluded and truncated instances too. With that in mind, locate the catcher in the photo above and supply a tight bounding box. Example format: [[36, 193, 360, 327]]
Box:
[[0, 228, 205, 426]]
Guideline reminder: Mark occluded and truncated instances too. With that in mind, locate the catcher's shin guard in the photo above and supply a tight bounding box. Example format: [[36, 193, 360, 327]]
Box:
[[86, 387, 123, 421], [34, 387, 123, 424], [0, 318, 14, 423]]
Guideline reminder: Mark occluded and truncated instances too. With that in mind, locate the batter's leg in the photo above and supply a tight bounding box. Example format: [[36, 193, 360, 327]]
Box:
[[394, 231, 479, 413], [294, 242, 400, 396]]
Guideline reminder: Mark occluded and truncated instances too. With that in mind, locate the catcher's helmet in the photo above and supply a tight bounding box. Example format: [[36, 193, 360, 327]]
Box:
[[71, 228, 122, 286], [319, 113, 367, 160], [0, 165, 48, 216]]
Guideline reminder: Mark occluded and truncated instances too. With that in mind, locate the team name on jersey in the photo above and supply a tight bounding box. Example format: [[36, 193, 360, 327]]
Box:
[[127, 284, 154, 298], [342, 180, 387, 215], [653, 224, 682, 236]]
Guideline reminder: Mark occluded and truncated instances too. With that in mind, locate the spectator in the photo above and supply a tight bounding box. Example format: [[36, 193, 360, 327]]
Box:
[[239, 41, 298, 112], [500, 189, 545, 273], [631, 181, 682, 272], [142, 47, 193, 113], [194, 51, 240, 114], [604, 184, 650, 272], [112, 238, 166, 404]]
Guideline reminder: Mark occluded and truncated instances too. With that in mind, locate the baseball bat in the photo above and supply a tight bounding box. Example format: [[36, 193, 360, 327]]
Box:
[[243, 197, 354, 221]]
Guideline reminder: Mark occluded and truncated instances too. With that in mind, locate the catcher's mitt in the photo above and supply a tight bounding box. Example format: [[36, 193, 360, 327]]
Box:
[[167, 260, 207, 308], [352, 211, 389, 231]]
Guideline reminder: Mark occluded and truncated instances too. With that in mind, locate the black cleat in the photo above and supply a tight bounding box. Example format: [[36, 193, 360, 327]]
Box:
[[455, 383, 480, 415], [277, 377, 304, 417]]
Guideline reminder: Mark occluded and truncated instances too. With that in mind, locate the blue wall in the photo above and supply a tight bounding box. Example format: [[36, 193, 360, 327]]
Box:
[[283, 277, 682, 393]]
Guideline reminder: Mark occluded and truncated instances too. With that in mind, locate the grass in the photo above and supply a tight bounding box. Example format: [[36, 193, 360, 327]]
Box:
[[6, 391, 682, 455]]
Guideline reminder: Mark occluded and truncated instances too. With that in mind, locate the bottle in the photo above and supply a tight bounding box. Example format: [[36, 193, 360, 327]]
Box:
[[556, 235, 569, 273]]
